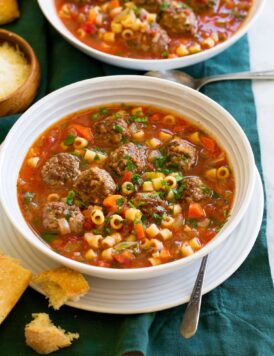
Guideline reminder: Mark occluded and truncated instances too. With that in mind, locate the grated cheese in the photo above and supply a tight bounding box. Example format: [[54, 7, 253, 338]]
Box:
[[0, 41, 31, 100]]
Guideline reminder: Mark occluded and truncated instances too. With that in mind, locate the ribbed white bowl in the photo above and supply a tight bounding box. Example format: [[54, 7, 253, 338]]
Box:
[[37, 0, 264, 71], [0, 76, 255, 280]]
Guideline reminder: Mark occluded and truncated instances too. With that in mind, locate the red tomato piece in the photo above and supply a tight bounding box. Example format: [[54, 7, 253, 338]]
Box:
[[122, 171, 133, 183], [113, 250, 135, 265]]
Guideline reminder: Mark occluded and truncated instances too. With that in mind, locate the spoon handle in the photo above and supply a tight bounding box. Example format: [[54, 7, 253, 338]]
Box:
[[199, 69, 274, 90], [180, 255, 208, 338]]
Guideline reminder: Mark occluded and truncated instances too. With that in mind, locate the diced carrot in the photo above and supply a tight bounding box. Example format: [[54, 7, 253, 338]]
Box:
[[88, 9, 97, 23], [159, 248, 171, 260], [134, 222, 145, 240], [188, 203, 206, 219], [110, 0, 120, 7], [69, 124, 93, 142], [201, 136, 216, 153], [151, 113, 160, 121], [113, 250, 135, 265], [82, 209, 91, 219], [122, 171, 133, 183], [201, 229, 216, 243], [103, 195, 123, 209]]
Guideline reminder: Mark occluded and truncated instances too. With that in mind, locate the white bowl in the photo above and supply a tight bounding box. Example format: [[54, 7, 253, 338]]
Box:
[[37, 0, 264, 71], [0, 76, 255, 279]]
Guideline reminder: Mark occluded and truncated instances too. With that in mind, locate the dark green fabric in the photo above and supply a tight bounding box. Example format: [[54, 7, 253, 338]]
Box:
[[1, 1, 274, 355]]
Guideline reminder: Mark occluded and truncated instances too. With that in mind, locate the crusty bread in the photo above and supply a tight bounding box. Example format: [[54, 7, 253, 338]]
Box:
[[0, 0, 20, 25], [32, 266, 90, 310], [25, 313, 79, 354], [0, 253, 32, 324]]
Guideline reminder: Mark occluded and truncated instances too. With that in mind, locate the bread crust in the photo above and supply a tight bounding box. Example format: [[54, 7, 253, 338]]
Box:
[[0, 254, 32, 324], [32, 266, 90, 310], [25, 313, 79, 354], [0, 0, 20, 25]]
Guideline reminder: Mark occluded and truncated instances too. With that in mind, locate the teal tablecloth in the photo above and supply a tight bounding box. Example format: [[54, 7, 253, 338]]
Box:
[[1, 1, 274, 355]]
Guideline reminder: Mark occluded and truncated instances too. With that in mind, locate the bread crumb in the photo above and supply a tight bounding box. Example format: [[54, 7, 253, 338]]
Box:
[[32, 266, 90, 310], [25, 313, 79, 354]]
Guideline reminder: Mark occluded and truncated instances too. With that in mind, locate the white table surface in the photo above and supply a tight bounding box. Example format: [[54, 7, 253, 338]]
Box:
[[248, 0, 274, 281]]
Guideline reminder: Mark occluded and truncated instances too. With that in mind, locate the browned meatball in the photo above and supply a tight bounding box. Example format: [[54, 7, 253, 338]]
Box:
[[41, 153, 80, 187], [94, 112, 130, 146], [42, 202, 84, 234], [165, 138, 197, 171], [133, 0, 167, 12], [190, 0, 220, 12], [125, 24, 170, 57], [183, 176, 210, 201], [132, 193, 168, 216], [108, 143, 147, 176], [159, 2, 198, 36], [74, 167, 116, 204]]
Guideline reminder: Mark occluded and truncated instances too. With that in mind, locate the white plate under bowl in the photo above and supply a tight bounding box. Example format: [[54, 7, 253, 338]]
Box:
[[0, 169, 263, 314], [37, 0, 264, 71]]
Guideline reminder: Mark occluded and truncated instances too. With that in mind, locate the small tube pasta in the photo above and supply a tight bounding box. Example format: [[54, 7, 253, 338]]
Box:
[[166, 190, 175, 201], [172, 204, 182, 216], [189, 132, 200, 145], [131, 107, 143, 116], [161, 216, 174, 228], [121, 182, 135, 195], [109, 214, 124, 230], [159, 229, 173, 240], [142, 181, 154, 192], [152, 177, 164, 191], [181, 243, 194, 257], [205, 168, 217, 180], [148, 257, 161, 266], [159, 131, 172, 142], [122, 29, 134, 39], [84, 232, 102, 249], [84, 149, 96, 162], [146, 224, 160, 238], [163, 115, 176, 125], [101, 248, 114, 261], [164, 175, 177, 189], [73, 137, 88, 149], [85, 249, 97, 260], [189, 237, 202, 251], [217, 166, 230, 179], [103, 32, 115, 42], [125, 208, 142, 221], [150, 239, 163, 251], [146, 138, 162, 149], [91, 209, 105, 225], [132, 130, 145, 141], [101, 236, 116, 248], [47, 193, 60, 203], [27, 157, 39, 168]]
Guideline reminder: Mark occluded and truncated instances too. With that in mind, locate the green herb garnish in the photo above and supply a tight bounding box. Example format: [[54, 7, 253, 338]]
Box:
[[113, 124, 124, 133], [100, 107, 109, 115], [63, 133, 76, 145], [125, 155, 136, 171], [23, 192, 35, 204], [132, 174, 142, 185], [160, 2, 169, 11], [116, 197, 125, 207], [41, 231, 57, 243], [66, 190, 75, 205]]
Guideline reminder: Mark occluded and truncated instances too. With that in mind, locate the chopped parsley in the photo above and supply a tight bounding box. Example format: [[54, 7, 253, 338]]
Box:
[[113, 124, 124, 133], [99, 107, 109, 115], [152, 213, 165, 225], [63, 133, 76, 145], [187, 218, 198, 228], [94, 154, 100, 161], [212, 191, 220, 199], [116, 197, 125, 208], [41, 231, 56, 243], [90, 113, 99, 121], [131, 174, 142, 185], [65, 212, 72, 221], [125, 155, 136, 171], [23, 192, 35, 204], [93, 229, 102, 235], [202, 186, 211, 195], [66, 190, 75, 205], [160, 2, 169, 11]]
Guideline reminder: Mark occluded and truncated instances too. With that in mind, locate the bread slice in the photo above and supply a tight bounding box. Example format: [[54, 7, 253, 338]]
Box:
[[0, 253, 32, 324], [0, 0, 20, 25], [25, 313, 79, 354], [32, 266, 90, 310]]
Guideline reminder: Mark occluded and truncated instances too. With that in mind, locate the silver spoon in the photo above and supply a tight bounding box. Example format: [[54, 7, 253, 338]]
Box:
[[145, 69, 274, 91]]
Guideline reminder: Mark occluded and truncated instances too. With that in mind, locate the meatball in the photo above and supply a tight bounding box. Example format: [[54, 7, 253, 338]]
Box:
[[133, 0, 167, 13], [42, 202, 84, 234], [74, 167, 116, 204], [159, 2, 198, 36], [125, 24, 170, 57], [183, 176, 210, 201], [165, 138, 197, 171], [108, 143, 147, 176], [41, 153, 80, 187], [132, 193, 168, 216], [94, 112, 130, 146]]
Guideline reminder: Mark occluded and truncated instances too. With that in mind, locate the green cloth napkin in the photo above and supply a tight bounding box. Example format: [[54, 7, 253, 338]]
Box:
[[1, 1, 274, 355]]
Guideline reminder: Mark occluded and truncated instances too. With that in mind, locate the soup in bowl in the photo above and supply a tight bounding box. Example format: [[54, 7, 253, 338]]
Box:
[[0, 76, 255, 279]]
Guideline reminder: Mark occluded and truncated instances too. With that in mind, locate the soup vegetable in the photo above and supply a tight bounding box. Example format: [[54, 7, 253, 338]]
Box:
[[18, 104, 234, 268], [55, 0, 252, 60]]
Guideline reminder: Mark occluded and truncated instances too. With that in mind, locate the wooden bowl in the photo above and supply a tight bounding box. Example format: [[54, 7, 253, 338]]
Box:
[[0, 29, 41, 117]]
